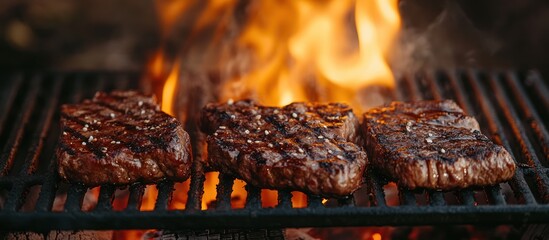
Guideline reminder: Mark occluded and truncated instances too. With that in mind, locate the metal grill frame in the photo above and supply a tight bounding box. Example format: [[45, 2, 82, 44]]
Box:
[[0, 69, 548, 232]]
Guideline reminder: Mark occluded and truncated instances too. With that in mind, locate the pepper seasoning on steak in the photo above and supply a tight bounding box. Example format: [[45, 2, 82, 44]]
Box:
[[201, 99, 367, 197], [363, 100, 516, 190], [57, 91, 192, 186]]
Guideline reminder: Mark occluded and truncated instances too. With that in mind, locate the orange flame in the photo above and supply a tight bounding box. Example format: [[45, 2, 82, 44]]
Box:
[[202, 172, 220, 209], [170, 180, 190, 210], [261, 189, 278, 208], [292, 192, 308, 208], [148, 50, 166, 81], [231, 179, 247, 209], [140, 185, 158, 211], [223, 0, 400, 112], [154, 0, 195, 39], [161, 62, 179, 116], [146, 0, 401, 226]]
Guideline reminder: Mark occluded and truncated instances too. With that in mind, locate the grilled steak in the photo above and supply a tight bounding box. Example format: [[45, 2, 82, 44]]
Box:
[[363, 100, 516, 190], [201, 100, 367, 197], [57, 91, 192, 186]]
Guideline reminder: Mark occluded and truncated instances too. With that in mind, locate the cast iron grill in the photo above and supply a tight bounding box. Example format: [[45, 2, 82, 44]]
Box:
[[0, 69, 548, 231]]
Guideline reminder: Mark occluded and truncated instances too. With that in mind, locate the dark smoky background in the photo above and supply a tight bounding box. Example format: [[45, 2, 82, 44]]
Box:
[[0, 0, 158, 71], [1, 0, 549, 76]]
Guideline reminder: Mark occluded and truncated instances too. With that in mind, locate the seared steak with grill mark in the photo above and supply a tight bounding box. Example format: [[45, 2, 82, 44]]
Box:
[[57, 91, 192, 186], [201, 100, 367, 197], [363, 100, 516, 190]]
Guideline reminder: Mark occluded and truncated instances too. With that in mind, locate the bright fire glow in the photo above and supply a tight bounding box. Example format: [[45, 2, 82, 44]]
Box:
[[154, 0, 194, 39], [222, 0, 400, 112], [292, 191, 308, 208], [202, 172, 219, 209], [147, 0, 401, 219], [170, 180, 190, 210], [140, 185, 158, 211], [372, 232, 382, 240], [161, 62, 179, 116], [261, 189, 278, 208], [231, 179, 248, 209]]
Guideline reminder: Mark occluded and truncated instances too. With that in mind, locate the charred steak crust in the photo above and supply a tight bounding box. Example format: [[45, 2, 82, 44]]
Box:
[[57, 91, 192, 186], [363, 100, 516, 190], [201, 100, 368, 197]]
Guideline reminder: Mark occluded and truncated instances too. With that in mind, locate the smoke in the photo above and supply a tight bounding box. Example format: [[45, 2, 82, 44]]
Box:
[[389, 0, 502, 74]]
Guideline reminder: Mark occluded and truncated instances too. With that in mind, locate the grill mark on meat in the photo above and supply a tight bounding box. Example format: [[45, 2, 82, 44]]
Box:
[[61, 126, 106, 158], [99, 120, 164, 153], [248, 112, 303, 162], [201, 100, 367, 197], [57, 91, 192, 186], [264, 115, 288, 136], [100, 94, 159, 110], [264, 106, 348, 163], [363, 100, 516, 190], [60, 113, 99, 131], [93, 100, 136, 117], [61, 113, 143, 155], [58, 142, 76, 156], [63, 101, 177, 153], [251, 151, 267, 165]]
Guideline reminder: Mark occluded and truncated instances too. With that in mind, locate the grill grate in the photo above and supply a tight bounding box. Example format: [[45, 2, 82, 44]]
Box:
[[0, 69, 548, 231]]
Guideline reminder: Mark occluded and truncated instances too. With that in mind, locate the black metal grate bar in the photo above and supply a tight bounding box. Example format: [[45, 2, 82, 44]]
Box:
[[185, 151, 206, 212], [64, 185, 86, 212], [0, 70, 548, 231], [368, 173, 387, 207], [277, 190, 292, 209], [125, 183, 145, 211], [399, 188, 417, 206], [504, 73, 549, 166], [215, 174, 234, 210], [486, 185, 506, 205], [244, 185, 261, 209], [308, 196, 323, 209], [155, 181, 175, 211], [457, 189, 476, 206], [0, 76, 41, 175], [17, 77, 64, 176], [0, 74, 22, 143], [523, 71, 549, 120], [95, 185, 116, 212], [487, 72, 549, 202], [464, 70, 538, 205], [34, 170, 57, 212]]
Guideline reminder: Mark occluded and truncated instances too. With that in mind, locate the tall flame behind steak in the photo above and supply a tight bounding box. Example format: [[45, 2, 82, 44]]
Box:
[[201, 100, 367, 197], [363, 100, 516, 190], [57, 91, 192, 186]]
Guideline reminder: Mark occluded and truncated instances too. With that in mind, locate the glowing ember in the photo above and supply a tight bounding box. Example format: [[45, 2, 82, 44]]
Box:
[[372, 232, 382, 240]]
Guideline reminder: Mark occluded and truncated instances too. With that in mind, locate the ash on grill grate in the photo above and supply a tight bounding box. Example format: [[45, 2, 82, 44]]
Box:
[[0, 70, 548, 231]]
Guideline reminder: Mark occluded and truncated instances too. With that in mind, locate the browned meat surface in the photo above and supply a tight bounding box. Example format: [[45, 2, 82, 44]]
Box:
[[57, 91, 192, 186], [201, 100, 367, 197], [363, 100, 516, 190]]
